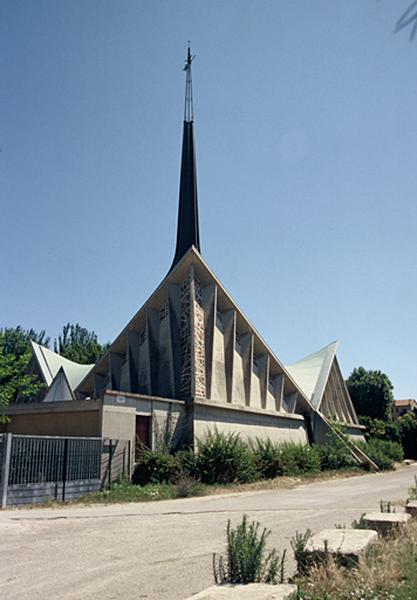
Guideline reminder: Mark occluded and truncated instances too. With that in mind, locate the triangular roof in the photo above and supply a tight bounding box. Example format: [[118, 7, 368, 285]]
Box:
[[286, 341, 360, 425], [76, 246, 314, 415], [285, 341, 338, 409], [44, 367, 75, 402], [31, 341, 93, 391]]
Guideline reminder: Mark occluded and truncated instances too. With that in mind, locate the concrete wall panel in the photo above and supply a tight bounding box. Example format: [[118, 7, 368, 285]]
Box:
[[101, 405, 136, 443], [1, 411, 100, 437], [193, 403, 309, 446]]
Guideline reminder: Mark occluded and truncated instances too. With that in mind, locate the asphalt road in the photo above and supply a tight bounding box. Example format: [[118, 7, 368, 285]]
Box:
[[1, 465, 416, 600]]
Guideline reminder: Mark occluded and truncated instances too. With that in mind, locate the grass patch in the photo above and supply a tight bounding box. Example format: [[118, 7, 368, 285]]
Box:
[[78, 480, 178, 504], [74, 468, 366, 506]]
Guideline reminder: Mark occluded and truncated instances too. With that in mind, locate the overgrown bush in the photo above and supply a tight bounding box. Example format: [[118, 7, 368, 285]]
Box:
[[213, 515, 286, 584], [359, 414, 417, 460], [250, 439, 323, 479], [280, 443, 321, 476], [251, 438, 284, 479], [131, 428, 393, 489], [316, 431, 357, 471], [371, 439, 403, 462], [176, 448, 200, 479], [196, 430, 260, 484], [132, 450, 180, 485], [358, 439, 396, 471]]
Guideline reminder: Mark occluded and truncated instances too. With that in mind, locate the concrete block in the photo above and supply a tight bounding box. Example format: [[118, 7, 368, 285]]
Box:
[[185, 584, 298, 600], [305, 528, 377, 567], [363, 512, 411, 536], [405, 501, 417, 518]]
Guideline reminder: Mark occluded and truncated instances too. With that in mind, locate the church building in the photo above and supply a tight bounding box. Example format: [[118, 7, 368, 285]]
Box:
[[3, 48, 367, 460]]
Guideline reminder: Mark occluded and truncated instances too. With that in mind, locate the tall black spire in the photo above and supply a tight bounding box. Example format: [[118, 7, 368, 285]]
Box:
[[170, 44, 200, 271]]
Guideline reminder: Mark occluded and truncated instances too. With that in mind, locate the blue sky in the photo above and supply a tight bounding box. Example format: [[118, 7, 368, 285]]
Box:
[[1, 1, 416, 398]]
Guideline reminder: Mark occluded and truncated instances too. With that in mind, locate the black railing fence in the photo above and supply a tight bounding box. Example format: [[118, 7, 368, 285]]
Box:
[[0, 433, 131, 508], [7, 435, 102, 485]]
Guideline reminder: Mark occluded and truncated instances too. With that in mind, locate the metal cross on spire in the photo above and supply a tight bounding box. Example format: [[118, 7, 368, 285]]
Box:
[[183, 43, 195, 123]]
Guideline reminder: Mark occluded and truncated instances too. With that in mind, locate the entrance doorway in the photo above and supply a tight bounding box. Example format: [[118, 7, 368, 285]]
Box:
[[135, 415, 151, 458]]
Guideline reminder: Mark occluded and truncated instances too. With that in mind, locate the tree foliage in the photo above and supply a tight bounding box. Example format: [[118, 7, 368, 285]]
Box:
[[346, 367, 394, 422], [54, 323, 109, 365], [358, 415, 401, 443], [0, 323, 108, 416], [397, 412, 417, 459], [0, 327, 49, 419]]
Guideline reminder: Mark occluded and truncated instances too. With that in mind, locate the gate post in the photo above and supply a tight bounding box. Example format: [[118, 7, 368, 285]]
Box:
[[108, 439, 113, 488], [1, 433, 13, 509], [62, 438, 69, 502]]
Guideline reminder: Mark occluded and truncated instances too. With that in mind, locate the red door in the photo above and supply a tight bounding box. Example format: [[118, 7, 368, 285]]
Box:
[[135, 416, 151, 458]]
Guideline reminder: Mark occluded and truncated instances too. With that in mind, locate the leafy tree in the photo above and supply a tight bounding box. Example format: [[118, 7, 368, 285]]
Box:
[[346, 367, 394, 422], [358, 415, 401, 443], [397, 412, 417, 459], [0, 327, 49, 419], [54, 323, 109, 365]]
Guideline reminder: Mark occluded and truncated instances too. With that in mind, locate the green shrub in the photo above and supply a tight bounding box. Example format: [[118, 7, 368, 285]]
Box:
[[176, 448, 200, 479], [317, 443, 357, 471], [132, 450, 180, 485], [213, 515, 286, 584], [316, 431, 357, 471], [363, 438, 404, 470], [358, 439, 395, 471], [280, 443, 321, 476], [290, 529, 313, 575], [196, 430, 260, 484], [372, 439, 403, 462], [251, 438, 284, 479], [367, 449, 393, 471]]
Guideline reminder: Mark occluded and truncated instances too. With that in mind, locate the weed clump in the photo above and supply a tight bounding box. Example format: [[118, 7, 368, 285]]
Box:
[[213, 515, 286, 585], [291, 529, 313, 575]]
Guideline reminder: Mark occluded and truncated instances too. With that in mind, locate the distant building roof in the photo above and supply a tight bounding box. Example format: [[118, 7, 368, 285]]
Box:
[[31, 341, 94, 391], [394, 399, 417, 407]]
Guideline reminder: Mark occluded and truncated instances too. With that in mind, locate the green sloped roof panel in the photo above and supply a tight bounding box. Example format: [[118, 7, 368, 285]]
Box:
[[285, 341, 338, 408], [31, 341, 94, 391]]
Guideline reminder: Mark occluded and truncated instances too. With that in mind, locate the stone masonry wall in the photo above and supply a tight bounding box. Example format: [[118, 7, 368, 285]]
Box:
[[179, 272, 206, 400]]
